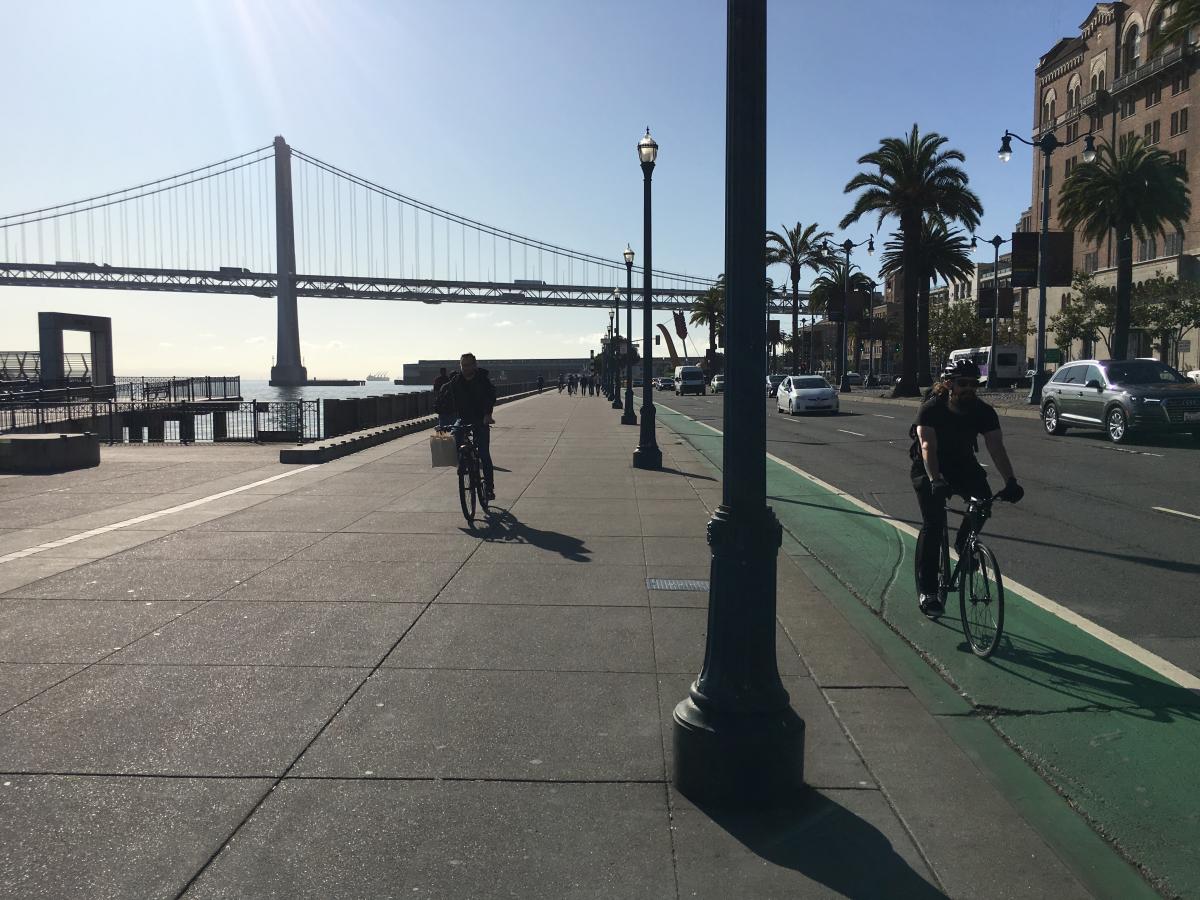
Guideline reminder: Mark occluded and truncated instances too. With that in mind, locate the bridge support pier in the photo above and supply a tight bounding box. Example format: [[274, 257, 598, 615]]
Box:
[[269, 136, 308, 387]]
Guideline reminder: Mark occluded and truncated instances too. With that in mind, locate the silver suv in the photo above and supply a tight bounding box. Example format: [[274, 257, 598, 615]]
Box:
[[1041, 358, 1200, 443]]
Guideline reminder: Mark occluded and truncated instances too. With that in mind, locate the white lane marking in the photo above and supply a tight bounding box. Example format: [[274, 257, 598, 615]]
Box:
[[660, 403, 1200, 691], [873, 414, 896, 419], [1153, 506, 1200, 522], [0, 465, 321, 565], [837, 429, 866, 437]]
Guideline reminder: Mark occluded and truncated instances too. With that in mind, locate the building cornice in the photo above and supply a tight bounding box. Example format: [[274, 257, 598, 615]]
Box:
[[1080, 2, 1122, 39], [1039, 52, 1086, 86]]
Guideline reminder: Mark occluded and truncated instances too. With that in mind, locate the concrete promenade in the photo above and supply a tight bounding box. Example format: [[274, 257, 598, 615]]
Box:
[[0, 391, 1138, 898]]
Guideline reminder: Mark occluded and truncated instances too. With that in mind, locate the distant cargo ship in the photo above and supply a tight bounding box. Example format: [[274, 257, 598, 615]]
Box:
[[366, 372, 390, 381]]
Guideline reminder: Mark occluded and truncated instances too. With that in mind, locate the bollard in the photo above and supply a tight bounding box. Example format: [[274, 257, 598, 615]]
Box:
[[178, 411, 196, 444], [212, 410, 229, 441], [147, 413, 165, 443]]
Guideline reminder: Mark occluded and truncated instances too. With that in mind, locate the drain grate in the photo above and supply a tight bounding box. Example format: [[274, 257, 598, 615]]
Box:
[[647, 578, 710, 591]]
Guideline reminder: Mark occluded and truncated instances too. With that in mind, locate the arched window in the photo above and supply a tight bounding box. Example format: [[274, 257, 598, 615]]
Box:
[[1149, 3, 1179, 50], [1042, 89, 1057, 126], [1124, 24, 1142, 70], [1068, 76, 1082, 108]]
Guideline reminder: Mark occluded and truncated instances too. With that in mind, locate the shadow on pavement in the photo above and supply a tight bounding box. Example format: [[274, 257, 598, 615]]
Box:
[[657, 465, 717, 482], [476, 509, 590, 561], [696, 788, 946, 898], [985, 630, 1200, 722]]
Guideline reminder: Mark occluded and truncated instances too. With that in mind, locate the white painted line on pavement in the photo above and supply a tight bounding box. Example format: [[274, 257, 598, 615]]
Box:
[[0, 465, 321, 565], [873, 414, 896, 419], [1153, 506, 1200, 522], [660, 402, 1200, 691], [837, 429, 866, 437]]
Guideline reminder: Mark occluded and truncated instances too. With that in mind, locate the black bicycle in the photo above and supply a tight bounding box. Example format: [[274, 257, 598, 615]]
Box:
[[916, 493, 1006, 658], [443, 420, 489, 524]]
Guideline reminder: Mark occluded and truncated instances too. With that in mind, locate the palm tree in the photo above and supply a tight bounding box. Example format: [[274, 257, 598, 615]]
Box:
[[689, 279, 726, 353], [879, 218, 975, 383], [810, 260, 874, 383], [1058, 136, 1190, 359], [840, 125, 982, 394], [766, 223, 832, 375]]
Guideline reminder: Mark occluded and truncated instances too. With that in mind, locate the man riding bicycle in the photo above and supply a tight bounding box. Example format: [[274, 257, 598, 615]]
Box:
[[911, 358, 1024, 617], [435, 352, 497, 500]]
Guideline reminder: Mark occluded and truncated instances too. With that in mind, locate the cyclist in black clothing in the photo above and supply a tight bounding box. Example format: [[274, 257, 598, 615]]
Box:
[[911, 358, 1024, 617], [436, 352, 497, 500]]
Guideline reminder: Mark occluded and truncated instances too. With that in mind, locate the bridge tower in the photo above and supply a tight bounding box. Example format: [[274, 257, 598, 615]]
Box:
[[269, 135, 307, 386]]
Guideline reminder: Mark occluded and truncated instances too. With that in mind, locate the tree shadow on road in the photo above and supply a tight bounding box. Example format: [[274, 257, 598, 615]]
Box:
[[686, 787, 946, 898], [474, 508, 590, 561]]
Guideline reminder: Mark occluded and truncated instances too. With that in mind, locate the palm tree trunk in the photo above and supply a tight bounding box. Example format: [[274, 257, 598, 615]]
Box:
[[896, 213, 921, 396], [918, 278, 932, 387], [1113, 231, 1134, 360]]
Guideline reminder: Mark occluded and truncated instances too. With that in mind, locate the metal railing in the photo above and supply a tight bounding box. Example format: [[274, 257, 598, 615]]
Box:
[[0, 351, 91, 388], [1112, 46, 1189, 94]]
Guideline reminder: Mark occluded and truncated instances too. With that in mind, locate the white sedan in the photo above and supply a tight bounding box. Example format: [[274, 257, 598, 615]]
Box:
[[1188, 369, 1200, 385], [776, 375, 839, 415]]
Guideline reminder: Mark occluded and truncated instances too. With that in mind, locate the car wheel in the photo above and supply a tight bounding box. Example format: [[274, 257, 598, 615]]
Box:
[[1042, 401, 1067, 436], [1106, 406, 1131, 444]]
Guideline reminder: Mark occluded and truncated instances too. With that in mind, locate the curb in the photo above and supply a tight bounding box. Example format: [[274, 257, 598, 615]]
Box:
[[278, 389, 545, 464]]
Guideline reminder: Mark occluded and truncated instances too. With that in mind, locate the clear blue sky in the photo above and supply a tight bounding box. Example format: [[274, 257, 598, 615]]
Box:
[[1, 0, 1086, 377]]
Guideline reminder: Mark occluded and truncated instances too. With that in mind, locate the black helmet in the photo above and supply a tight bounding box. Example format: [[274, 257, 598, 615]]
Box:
[[942, 358, 981, 380]]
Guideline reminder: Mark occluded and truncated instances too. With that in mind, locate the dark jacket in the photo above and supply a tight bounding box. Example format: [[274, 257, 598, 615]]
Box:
[[436, 369, 497, 422]]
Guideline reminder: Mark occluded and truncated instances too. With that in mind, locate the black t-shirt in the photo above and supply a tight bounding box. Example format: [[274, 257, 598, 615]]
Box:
[[909, 394, 1000, 480]]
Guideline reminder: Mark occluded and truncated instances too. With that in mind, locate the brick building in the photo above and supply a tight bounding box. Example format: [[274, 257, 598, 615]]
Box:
[[1031, 1, 1199, 369]]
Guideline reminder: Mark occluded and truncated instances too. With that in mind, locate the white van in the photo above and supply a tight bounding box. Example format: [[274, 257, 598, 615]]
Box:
[[674, 365, 706, 396]]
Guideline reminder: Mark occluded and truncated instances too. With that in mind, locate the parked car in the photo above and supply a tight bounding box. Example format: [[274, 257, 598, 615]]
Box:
[[776, 375, 839, 415], [1041, 358, 1200, 443], [877, 373, 894, 387], [711, 374, 725, 393], [845, 372, 863, 387], [1187, 369, 1200, 385], [765, 374, 786, 397]]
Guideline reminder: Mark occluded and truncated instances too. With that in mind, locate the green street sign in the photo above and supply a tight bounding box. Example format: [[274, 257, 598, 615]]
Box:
[[1045, 348, 1063, 364]]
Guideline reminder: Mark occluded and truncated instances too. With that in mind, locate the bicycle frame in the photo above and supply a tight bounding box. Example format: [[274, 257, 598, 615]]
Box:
[[938, 494, 1000, 594]]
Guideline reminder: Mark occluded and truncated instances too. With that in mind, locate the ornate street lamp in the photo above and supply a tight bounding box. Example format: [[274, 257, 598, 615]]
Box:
[[971, 233, 1013, 390], [633, 128, 662, 470], [672, 0, 803, 808], [997, 128, 1092, 403], [823, 235, 874, 393], [607, 310, 615, 397], [622, 244, 638, 425], [611, 289, 623, 408]]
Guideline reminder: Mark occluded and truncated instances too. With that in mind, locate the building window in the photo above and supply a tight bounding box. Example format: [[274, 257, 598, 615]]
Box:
[[1138, 236, 1159, 261], [1123, 24, 1141, 72], [1145, 119, 1162, 144], [1164, 230, 1185, 256], [1171, 108, 1189, 136], [1147, 83, 1163, 106], [1083, 251, 1099, 273], [1172, 71, 1191, 95], [1119, 96, 1137, 119]]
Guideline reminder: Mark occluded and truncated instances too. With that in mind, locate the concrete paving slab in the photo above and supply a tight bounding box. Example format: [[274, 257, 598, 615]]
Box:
[[826, 687, 1094, 899], [297, 531, 477, 564], [650, 606, 808, 676], [638, 513, 710, 537], [196, 499, 379, 532], [0, 528, 77, 555], [0, 598, 199, 663], [669, 787, 942, 899], [472, 534, 644, 566], [119, 529, 326, 561], [0, 774, 270, 900], [643, 535, 712, 567], [0, 492, 156, 529], [337, 510, 480, 534], [384, 603, 655, 672], [3, 557, 273, 601], [293, 669, 662, 780], [511, 497, 640, 517], [0, 557, 89, 596], [649, 588, 709, 608], [23, 528, 166, 559], [183, 779, 675, 900], [224, 559, 461, 603], [111, 601, 425, 667], [0, 664, 363, 776], [435, 561, 650, 606], [0, 663, 85, 713]]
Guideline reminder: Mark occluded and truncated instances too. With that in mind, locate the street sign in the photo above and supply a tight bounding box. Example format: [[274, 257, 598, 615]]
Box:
[[977, 287, 1015, 319], [1045, 231, 1075, 286], [1011, 232, 1038, 287], [767, 319, 780, 341], [1178, 339, 1192, 353], [1045, 348, 1063, 364]]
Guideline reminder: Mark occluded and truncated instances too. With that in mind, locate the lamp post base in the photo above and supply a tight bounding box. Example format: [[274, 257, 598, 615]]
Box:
[[1027, 370, 1048, 405], [621, 387, 638, 426], [839, 376, 851, 394], [611, 394, 623, 410], [672, 696, 805, 808], [632, 404, 661, 468]]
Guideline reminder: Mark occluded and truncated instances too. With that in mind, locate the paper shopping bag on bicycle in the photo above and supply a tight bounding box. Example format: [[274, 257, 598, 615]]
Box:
[[429, 432, 458, 467]]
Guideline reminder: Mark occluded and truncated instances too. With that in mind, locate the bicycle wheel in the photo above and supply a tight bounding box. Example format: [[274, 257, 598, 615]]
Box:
[[959, 541, 1004, 658], [457, 453, 476, 524], [471, 449, 490, 514]]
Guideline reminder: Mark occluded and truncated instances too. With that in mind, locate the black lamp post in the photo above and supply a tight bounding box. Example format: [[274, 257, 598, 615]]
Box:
[[611, 289, 623, 408], [970, 233, 1013, 390], [824, 236, 874, 393], [672, 0, 803, 808], [633, 128, 662, 470], [622, 244, 638, 425], [608, 311, 616, 397], [998, 130, 1095, 403]]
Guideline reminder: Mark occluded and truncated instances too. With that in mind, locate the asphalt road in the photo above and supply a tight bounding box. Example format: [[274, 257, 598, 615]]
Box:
[[660, 390, 1200, 678]]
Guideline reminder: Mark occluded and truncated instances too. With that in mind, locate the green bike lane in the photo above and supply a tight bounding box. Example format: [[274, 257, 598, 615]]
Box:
[[658, 404, 1200, 899]]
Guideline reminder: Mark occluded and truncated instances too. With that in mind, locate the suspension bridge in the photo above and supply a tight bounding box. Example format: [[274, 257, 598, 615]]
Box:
[[0, 137, 724, 385]]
